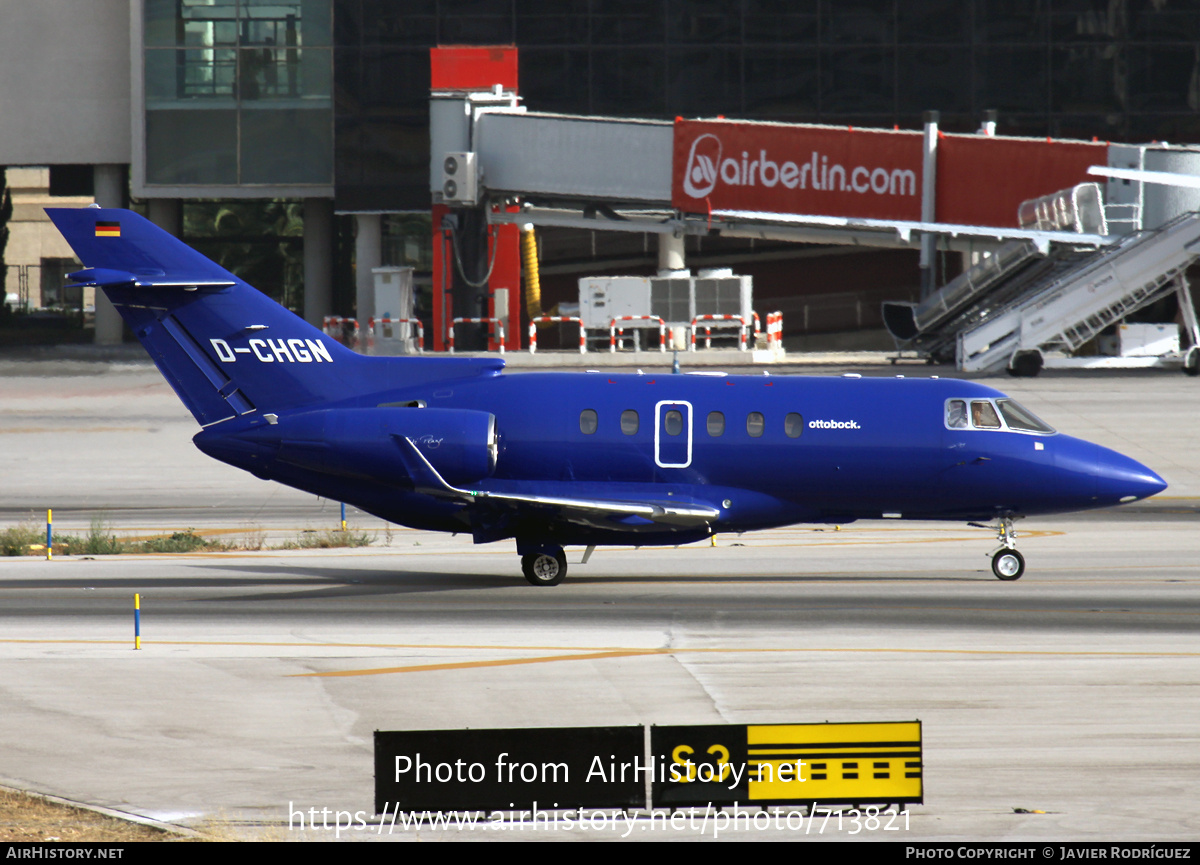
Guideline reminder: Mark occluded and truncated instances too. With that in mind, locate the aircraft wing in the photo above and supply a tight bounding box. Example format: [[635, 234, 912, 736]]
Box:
[[395, 436, 719, 531]]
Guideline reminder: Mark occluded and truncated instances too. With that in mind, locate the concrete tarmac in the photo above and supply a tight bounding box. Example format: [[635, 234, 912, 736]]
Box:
[[1, 357, 1198, 841]]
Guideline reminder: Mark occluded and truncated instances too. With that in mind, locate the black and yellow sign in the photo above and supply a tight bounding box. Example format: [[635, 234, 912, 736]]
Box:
[[650, 724, 750, 806], [651, 722, 922, 807], [374, 721, 922, 813]]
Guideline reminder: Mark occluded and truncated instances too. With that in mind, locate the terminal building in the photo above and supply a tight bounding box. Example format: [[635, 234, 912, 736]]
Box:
[[3, 1, 1200, 367]]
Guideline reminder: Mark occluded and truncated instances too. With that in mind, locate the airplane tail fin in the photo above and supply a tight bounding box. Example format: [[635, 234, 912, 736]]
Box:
[[47, 206, 372, 426]]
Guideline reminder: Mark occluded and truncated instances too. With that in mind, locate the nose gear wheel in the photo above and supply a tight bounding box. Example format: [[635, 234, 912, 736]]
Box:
[[991, 548, 1025, 580]]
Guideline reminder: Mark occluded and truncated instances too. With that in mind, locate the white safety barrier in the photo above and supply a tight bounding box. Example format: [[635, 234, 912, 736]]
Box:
[[370, 316, 424, 352], [609, 315, 666, 353], [322, 316, 361, 350], [449, 316, 506, 353], [689, 314, 748, 351], [528, 316, 586, 354], [765, 310, 784, 350]]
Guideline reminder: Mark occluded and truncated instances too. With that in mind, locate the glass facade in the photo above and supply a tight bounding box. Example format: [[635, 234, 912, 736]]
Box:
[[143, 0, 333, 187], [333, 0, 1200, 211]]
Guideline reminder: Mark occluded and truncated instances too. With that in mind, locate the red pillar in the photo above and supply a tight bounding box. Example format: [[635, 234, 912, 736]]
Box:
[[430, 46, 520, 352], [487, 205, 522, 351], [431, 203, 451, 352]]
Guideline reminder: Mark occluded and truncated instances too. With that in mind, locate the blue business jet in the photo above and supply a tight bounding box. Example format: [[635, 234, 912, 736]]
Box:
[[49, 207, 1166, 585]]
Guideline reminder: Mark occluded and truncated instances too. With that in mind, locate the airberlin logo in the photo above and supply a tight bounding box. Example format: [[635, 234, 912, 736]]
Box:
[[682, 133, 723, 197], [210, 337, 333, 363], [809, 419, 861, 430], [682, 133, 917, 200]]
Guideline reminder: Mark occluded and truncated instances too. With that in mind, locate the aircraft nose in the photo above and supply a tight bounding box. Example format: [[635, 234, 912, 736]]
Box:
[[1101, 454, 1168, 503], [1057, 437, 1167, 506]]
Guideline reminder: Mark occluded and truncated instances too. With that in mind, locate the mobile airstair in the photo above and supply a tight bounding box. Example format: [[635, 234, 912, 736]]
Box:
[[883, 240, 1078, 363], [955, 211, 1200, 374]]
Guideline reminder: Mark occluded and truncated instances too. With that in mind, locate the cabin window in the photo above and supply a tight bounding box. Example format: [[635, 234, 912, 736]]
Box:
[[664, 409, 683, 436], [746, 411, 765, 437], [946, 399, 968, 429], [970, 400, 1001, 429], [997, 399, 1055, 434], [579, 409, 598, 434], [784, 412, 804, 438], [620, 409, 639, 435], [707, 411, 725, 437]]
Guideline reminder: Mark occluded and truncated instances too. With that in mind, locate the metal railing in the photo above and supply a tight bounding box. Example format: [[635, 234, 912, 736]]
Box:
[[528, 316, 586, 354], [369, 316, 424, 352], [449, 317, 506, 353], [688, 314, 748, 351], [608, 315, 666, 353]]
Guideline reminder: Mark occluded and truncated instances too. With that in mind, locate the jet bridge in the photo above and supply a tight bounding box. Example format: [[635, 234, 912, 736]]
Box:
[[426, 46, 1200, 359], [442, 103, 1113, 253]]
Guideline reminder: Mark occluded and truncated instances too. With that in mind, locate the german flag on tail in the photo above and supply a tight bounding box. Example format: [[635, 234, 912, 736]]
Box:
[[94, 221, 120, 237]]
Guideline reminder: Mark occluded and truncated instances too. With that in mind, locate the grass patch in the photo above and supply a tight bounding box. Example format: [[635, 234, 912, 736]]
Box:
[[0, 787, 187, 842], [1, 518, 374, 555], [238, 524, 267, 551], [5, 517, 230, 556], [0, 520, 44, 556], [279, 528, 374, 550], [53, 515, 126, 555], [137, 531, 211, 553]]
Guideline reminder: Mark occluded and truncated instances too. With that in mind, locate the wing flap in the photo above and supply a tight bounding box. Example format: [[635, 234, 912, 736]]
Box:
[[394, 436, 719, 530]]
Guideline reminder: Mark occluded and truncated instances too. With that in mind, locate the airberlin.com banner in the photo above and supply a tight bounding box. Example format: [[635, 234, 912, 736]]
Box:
[[672, 119, 924, 222]]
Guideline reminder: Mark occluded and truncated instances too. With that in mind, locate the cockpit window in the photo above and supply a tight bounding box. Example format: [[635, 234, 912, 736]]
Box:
[[970, 400, 1001, 429], [997, 399, 1056, 434], [946, 397, 1057, 434], [946, 399, 968, 429]]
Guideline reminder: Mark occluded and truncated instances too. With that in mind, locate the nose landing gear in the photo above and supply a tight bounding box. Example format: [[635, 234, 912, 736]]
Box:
[[991, 547, 1025, 580], [989, 515, 1024, 581]]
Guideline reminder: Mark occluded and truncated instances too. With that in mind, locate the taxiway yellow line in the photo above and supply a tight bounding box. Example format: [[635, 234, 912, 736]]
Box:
[[2, 638, 1198, 675], [290, 648, 674, 677], [290, 644, 1200, 677]]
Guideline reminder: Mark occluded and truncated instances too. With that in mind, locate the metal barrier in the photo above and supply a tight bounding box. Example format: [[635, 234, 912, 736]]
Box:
[[370, 316, 424, 352], [765, 310, 783, 349], [449, 316, 506, 353], [609, 315, 666, 353], [322, 316, 360, 350], [689, 314, 749, 351], [528, 316, 586, 354]]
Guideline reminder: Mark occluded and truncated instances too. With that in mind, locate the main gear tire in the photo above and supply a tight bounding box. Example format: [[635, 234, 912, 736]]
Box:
[[522, 550, 567, 586]]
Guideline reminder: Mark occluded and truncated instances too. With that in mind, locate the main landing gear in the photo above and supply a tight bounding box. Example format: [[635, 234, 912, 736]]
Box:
[[989, 515, 1024, 581], [521, 546, 567, 586]]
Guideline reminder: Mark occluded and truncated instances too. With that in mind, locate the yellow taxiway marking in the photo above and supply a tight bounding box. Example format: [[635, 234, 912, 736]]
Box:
[[296, 644, 1200, 677], [4, 639, 1198, 679], [291, 648, 674, 677]]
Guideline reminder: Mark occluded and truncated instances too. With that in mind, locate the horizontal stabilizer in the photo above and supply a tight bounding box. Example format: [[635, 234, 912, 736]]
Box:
[[66, 267, 235, 290]]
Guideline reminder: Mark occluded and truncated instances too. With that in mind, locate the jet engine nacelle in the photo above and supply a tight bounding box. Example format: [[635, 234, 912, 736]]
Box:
[[241, 406, 498, 487]]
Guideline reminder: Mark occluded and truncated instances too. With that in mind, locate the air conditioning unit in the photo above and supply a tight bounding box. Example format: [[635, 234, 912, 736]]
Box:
[[441, 152, 478, 205]]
